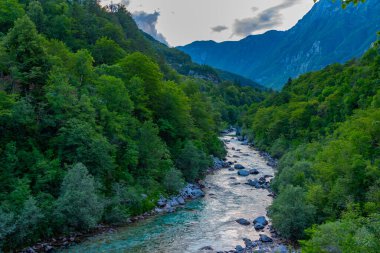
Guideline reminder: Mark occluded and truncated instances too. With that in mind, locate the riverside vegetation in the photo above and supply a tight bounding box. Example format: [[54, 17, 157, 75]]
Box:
[[0, 0, 266, 251], [0, 0, 379, 252]]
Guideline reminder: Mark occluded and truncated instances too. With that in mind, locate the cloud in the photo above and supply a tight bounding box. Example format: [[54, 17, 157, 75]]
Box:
[[211, 25, 228, 33], [232, 0, 302, 37], [120, 0, 130, 6], [132, 11, 169, 45]]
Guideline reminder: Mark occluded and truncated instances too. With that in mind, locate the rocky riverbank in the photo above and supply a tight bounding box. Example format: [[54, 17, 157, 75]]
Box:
[[33, 130, 289, 253]]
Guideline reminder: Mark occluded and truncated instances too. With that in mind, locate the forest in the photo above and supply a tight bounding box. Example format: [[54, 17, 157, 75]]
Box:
[[0, 0, 379, 252], [0, 0, 266, 250], [243, 38, 380, 251]]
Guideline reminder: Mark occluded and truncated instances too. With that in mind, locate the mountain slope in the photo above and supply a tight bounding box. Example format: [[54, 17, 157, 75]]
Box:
[[178, 0, 380, 89]]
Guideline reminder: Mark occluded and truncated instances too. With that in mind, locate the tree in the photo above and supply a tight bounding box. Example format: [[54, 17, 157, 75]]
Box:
[[0, 0, 25, 34], [176, 141, 210, 182], [55, 163, 103, 231], [3, 15, 49, 95], [269, 185, 316, 240], [12, 197, 44, 247], [56, 119, 115, 180], [27, 0, 46, 32], [302, 215, 380, 253], [162, 167, 185, 193], [92, 37, 126, 65], [136, 121, 171, 180]]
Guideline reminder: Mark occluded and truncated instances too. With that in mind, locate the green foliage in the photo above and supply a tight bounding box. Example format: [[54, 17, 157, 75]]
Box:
[[3, 15, 49, 95], [269, 185, 316, 240], [92, 37, 126, 65], [301, 214, 380, 253], [245, 43, 380, 243], [176, 141, 211, 182], [55, 163, 103, 231], [0, 1, 264, 250], [0, 0, 25, 34]]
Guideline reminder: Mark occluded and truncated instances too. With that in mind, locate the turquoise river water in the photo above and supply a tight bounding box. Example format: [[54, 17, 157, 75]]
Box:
[[59, 134, 275, 253]]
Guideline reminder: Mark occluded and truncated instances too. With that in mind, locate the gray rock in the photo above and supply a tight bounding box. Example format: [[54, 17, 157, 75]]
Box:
[[169, 198, 179, 207], [249, 168, 260, 175], [237, 170, 249, 177], [191, 189, 205, 198], [272, 245, 288, 253], [177, 196, 185, 205], [235, 245, 244, 252], [234, 164, 245, 170], [157, 197, 167, 207], [247, 179, 259, 187], [254, 223, 265, 230], [199, 246, 214, 251], [236, 218, 251, 226], [253, 216, 269, 226], [259, 234, 273, 243]]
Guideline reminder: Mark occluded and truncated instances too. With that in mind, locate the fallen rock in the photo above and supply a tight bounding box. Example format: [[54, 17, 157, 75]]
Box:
[[199, 246, 214, 251], [235, 218, 250, 226], [157, 197, 167, 207], [259, 234, 273, 243], [235, 245, 244, 252], [234, 164, 245, 170], [254, 223, 265, 230], [253, 216, 269, 226], [237, 170, 250, 177], [249, 168, 259, 175], [177, 196, 185, 205]]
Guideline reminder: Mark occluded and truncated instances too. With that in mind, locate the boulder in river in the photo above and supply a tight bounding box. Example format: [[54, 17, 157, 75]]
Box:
[[237, 170, 249, 177], [254, 223, 265, 230], [247, 179, 259, 187], [259, 234, 273, 243], [234, 164, 245, 170], [235, 218, 250, 226], [199, 246, 213, 251], [253, 216, 269, 226], [249, 168, 259, 175], [235, 245, 244, 252]]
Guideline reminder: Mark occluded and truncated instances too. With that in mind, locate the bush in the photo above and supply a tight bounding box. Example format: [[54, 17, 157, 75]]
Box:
[[163, 167, 185, 193], [269, 185, 315, 240], [55, 163, 103, 231], [176, 141, 210, 182]]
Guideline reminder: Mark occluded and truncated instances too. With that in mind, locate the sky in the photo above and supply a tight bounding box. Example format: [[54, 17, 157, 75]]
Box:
[[101, 0, 315, 47]]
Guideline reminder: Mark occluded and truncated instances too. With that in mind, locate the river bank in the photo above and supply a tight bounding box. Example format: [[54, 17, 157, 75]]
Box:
[[22, 131, 287, 253]]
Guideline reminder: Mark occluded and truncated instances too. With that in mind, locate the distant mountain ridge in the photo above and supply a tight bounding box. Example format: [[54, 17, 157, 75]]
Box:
[[178, 0, 380, 89]]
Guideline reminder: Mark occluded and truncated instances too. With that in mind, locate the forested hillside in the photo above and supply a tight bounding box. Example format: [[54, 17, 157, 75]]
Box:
[[243, 40, 380, 251], [0, 0, 266, 250], [179, 0, 380, 89]]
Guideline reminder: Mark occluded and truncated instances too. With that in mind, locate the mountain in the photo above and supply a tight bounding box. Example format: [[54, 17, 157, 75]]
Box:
[[178, 0, 380, 89]]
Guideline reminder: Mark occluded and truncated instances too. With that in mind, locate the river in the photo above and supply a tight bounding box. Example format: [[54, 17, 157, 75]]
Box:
[[59, 133, 276, 253]]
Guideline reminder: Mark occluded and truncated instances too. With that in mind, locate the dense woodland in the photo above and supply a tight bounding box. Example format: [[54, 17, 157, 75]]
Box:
[[0, 0, 379, 252], [0, 0, 266, 250], [243, 38, 380, 251]]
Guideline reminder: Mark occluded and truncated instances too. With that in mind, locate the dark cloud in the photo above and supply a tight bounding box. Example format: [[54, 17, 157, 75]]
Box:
[[232, 0, 302, 37], [132, 11, 169, 45], [211, 25, 228, 33]]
